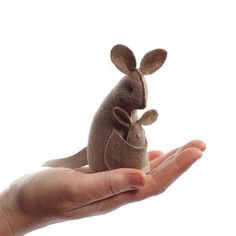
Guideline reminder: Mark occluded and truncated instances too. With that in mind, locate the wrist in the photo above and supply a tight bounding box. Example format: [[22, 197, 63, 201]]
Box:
[[0, 194, 13, 236], [0, 204, 13, 236], [0, 186, 37, 236]]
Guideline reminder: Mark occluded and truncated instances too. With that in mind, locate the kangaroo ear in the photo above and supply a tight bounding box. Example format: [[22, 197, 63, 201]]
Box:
[[140, 49, 167, 75], [139, 109, 158, 125], [111, 44, 136, 75], [113, 106, 131, 128]]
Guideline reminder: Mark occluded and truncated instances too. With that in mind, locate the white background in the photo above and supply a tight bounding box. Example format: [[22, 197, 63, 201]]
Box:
[[0, 0, 235, 235]]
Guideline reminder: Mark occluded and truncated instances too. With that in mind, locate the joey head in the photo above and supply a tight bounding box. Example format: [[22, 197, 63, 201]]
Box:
[[113, 107, 158, 147]]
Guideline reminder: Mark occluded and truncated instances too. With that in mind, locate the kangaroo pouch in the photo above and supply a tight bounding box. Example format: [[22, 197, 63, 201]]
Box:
[[104, 130, 150, 172]]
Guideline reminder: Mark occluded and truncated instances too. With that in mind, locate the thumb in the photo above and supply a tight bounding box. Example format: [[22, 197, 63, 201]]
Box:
[[71, 168, 147, 204]]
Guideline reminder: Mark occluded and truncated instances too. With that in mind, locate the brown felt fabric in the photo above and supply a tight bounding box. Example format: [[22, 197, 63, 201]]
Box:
[[111, 44, 136, 75], [138, 109, 158, 126], [43, 44, 167, 173], [113, 106, 131, 128], [43, 147, 88, 168], [126, 123, 147, 148], [140, 49, 167, 75], [87, 73, 147, 172], [104, 130, 149, 172]]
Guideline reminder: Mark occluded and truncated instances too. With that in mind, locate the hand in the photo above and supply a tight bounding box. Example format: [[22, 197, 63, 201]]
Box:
[[0, 140, 206, 235]]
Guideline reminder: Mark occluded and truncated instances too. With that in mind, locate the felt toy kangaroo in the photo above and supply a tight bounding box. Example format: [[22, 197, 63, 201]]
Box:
[[43, 44, 167, 172], [104, 107, 158, 172]]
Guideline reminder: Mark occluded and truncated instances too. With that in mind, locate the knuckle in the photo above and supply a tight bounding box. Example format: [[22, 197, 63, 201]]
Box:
[[153, 183, 166, 196], [172, 159, 184, 173], [106, 178, 119, 195], [157, 187, 166, 195], [150, 178, 167, 196]]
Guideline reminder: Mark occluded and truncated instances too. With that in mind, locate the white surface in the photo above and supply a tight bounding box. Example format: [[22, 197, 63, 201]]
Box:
[[0, 0, 235, 235]]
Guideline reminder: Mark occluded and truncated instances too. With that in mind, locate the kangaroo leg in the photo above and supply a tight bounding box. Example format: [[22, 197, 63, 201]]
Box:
[[43, 147, 87, 169]]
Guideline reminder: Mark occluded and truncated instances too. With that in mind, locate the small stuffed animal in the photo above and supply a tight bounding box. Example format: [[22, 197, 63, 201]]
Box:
[[43, 44, 167, 172], [113, 107, 158, 147], [104, 107, 158, 172]]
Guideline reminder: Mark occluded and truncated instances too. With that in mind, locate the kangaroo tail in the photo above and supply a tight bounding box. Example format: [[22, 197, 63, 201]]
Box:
[[43, 147, 88, 169]]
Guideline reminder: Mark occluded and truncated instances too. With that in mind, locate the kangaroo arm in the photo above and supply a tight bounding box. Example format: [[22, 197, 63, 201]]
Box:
[[42, 147, 88, 169]]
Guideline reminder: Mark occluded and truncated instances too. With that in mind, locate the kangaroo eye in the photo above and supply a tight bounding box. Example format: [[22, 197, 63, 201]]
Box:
[[127, 85, 133, 93]]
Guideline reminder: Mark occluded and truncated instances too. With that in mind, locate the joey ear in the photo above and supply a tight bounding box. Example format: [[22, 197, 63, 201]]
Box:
[[111, 44, 136, 75], [138, 109, 158, 125], [113, 107, 131, 128], [140, 49, 167, 75]]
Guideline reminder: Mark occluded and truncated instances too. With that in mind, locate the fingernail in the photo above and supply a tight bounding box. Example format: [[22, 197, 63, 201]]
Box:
[[191, 148, 203, 160], [129, 172, 146, 188]]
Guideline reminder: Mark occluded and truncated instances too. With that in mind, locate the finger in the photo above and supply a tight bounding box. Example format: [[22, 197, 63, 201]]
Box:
[[111, 147, 202, 206], [118, 147, 202, 203], [148, 151, 164, 161], [67, 147, 203, 219], [150, 140, 206, 170], [176, 140, 206, 153], [149, 147, 202, 193], [67, 168, 147, 205]]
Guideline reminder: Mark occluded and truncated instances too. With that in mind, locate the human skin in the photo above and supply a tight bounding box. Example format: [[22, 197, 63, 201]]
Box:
[[0, 140, 206, 236]]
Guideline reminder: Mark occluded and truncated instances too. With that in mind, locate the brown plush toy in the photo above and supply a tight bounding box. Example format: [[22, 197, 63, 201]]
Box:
[[105, 107, 158, 172], [43, 44, 167, 173]]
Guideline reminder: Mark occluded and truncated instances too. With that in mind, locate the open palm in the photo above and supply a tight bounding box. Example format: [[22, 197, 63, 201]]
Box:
[[3, 140, 205, 234]]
